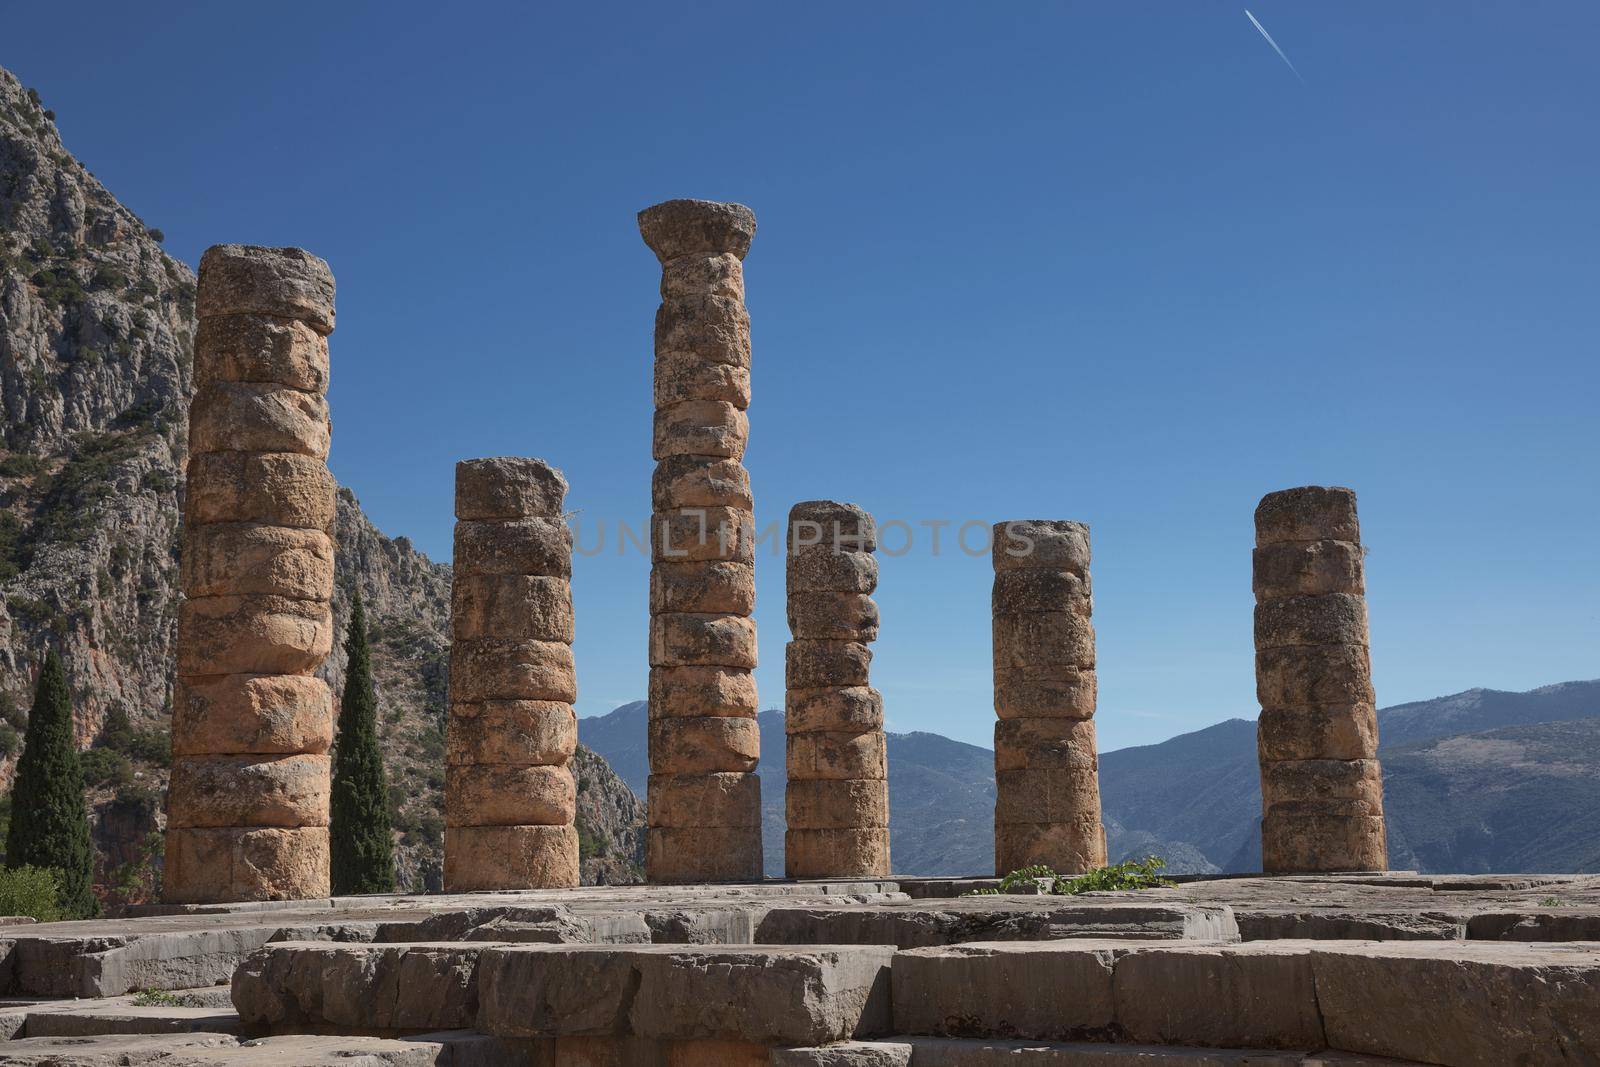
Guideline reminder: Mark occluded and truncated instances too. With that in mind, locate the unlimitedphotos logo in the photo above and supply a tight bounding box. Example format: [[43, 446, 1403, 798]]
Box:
[[571, 513, 1041, 559]]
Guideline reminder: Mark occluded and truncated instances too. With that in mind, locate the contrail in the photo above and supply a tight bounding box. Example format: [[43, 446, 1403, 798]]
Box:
[[1245, 9, 1304, 83]]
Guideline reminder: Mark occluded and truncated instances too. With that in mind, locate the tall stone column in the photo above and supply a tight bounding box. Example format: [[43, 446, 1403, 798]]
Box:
[[1254, 486, 1387, 872], [445, 458, 580, 890], [991, 520, 1106, 876], [639, 199, 763, 883], [785, 501, 889, 878], [166, 245, 337, 903]]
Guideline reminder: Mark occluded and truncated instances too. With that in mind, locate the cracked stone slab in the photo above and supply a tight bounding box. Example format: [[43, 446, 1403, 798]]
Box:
[[898, 1038, 1422, 1065]]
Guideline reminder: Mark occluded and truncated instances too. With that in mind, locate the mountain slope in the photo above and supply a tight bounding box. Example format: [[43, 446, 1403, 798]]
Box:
[[0, 68, 643, 899]]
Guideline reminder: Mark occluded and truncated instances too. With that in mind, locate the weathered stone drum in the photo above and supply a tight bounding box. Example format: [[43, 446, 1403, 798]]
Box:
[[785, 501, 890, 877], [445, 457, 580, 889], [639, 199, 764, 882], [1254, 486, 1387, 872], [991, 520, 1107, 876], [165, 245, 337, 903]]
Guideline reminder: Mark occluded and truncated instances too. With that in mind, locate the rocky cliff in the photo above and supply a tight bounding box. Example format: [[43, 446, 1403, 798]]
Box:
[[0, 67, 642, 901]]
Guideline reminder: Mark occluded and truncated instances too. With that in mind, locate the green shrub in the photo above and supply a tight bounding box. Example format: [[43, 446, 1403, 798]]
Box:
[[971, 856, 1172, 897], [0, 865, 62, 922], [80, 748, 134, 789]]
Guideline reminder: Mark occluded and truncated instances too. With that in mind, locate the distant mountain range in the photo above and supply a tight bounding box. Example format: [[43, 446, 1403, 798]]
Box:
[[580, 679, 1600, 877]]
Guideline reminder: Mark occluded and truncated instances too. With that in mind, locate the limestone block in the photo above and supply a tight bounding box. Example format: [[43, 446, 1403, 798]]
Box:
[[995, 815, 1107, 875], [786, 641, 873, 689], [1257, 702, 1379, 762], [1256, 643, 1373, 708], [456, 456, 568, 521], [450, 638, 577, 703], [648, 773, 762, 829], [1255, 486, 1360, 546], [1253, 539, 1365, 599], [172, 674, 333, 756], [451, 574, 574, 642], [1113, 941, 1325, 1050], [189, 382, 330, 458], [646, 825, 763, 883], [656, 353, 752, 410], [195, 314, 329, 392], [1260, 812, 1387, 872], [162, 825, 328, 904], [787, 592, 879, 642], [991, 521, 1090, 575], [454, 518, 572, 578], [993, 718, 1097, 772], [649, 614, 758, 669], [196, 244, 335, 334], [994, 767, 1102, 825], [661, 252, 745, 300], [649, 716, 760, 773], [444, 824, 579, 891], [167, 753, 330, 829], [655, 296, 752, 367], [651, 561, 756, 615], [786, 828, 891, 878], [1310, 940, 1600, 1065], [447, 700, 576, 766], [653, 400, 750, 460], [176, 595, 333, 675], [788, 731, 887, 781], [639, 199, 758, 262], [991, 569, 1092, 616], [786, 686, 884, 734], [788, 501, 878, 553], [788, 548, 877, 595], [891, 940, 1124, 1039], [991, 613, 1095, 671], [186, 452, 336, 531], [232, 941, 486, 1032], [445, 763, 575, 827], [652, 455, 754, 510], [993, 665, 1097, 720], [770, 1044, 912, 1067], [785, 779, 889, 830], [649, 666, 759, 718], [1254, 593, 1369, 650], [652, 507, 754, 563], [1261, 759, 1384, 815], [182, 523, 334, 600]]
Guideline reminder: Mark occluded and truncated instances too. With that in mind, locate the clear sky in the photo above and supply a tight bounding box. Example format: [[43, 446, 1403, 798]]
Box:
[[7, 2, 1597, 751]]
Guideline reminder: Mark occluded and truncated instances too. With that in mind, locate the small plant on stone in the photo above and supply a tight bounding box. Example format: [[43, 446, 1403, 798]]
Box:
[[1539, 896, 1567, 908], [130, 988, 203, 1007], [970, 856, 1172, 896]]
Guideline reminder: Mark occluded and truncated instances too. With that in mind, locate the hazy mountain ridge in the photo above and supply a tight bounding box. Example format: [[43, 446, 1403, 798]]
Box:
[[0, 67, 643, 898]]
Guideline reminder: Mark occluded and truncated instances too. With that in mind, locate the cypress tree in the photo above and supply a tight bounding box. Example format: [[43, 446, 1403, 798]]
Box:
[[329, 591, 395, 894], [5, 650, 99, 918]]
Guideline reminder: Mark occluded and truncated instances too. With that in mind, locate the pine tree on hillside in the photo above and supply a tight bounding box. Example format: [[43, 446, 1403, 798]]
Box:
[[5, 650, 99, 918], [330, 591, 395, 895]]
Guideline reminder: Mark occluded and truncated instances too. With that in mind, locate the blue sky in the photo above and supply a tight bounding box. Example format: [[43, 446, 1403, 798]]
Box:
[[8, 2, 1597, 750]]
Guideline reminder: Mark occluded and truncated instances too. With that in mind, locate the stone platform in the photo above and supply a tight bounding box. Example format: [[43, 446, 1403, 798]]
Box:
[[2, 873, 1598, 1064]]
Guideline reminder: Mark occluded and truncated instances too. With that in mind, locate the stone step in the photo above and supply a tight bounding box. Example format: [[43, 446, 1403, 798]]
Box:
[[0, 1031, 527, 1066], [894, 1037, 1422, 1064], [15, 992, 242, 1038], [891, 938, 1600, 1064]]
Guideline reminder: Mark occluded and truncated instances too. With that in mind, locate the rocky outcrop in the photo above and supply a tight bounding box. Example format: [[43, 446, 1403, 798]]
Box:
[[0, 66, 643, 899]]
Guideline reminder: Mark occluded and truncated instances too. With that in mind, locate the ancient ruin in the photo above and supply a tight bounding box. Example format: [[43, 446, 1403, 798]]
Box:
[[445, 457, 580, 890], [785, 501, 890, 878], [1254, 485, 1388, 872], [991, 520, 1107, 876], [164, 245, 338, 904], [639, 199, 764, 882]]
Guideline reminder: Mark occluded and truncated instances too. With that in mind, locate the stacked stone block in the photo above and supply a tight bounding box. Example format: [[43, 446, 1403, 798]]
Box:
[[784, 501, 889, 878], [639, 199, 763, 882], [165, 245, 338, 903], [991, 520, 1107, 876], [1254, 486, 1387, 872], [445, 458, 580, 889]]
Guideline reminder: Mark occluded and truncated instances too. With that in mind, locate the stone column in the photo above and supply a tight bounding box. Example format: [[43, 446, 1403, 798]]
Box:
[[1254, 486, 1387, 872], [445, 458, 580, 890], [991, 520, 1106, 876], [784, 501, 889, 878], [639, 199, 763, 883], [165, 245, 337, 903]]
